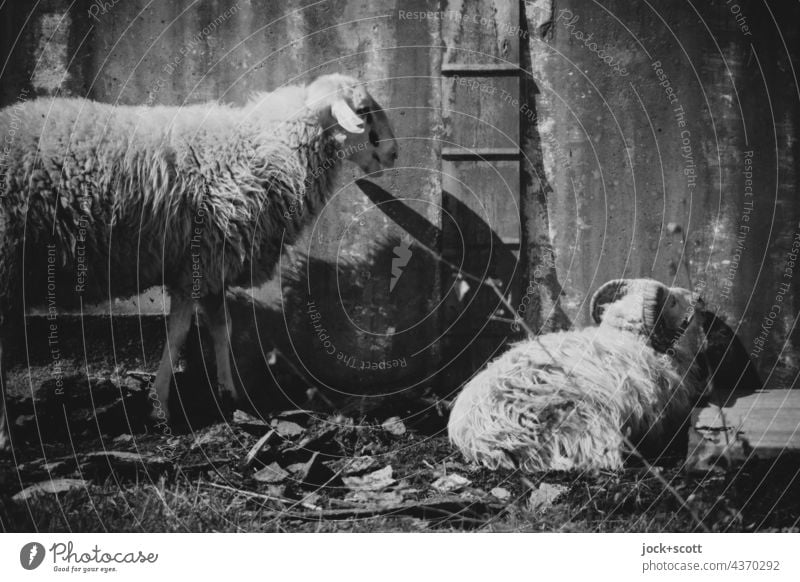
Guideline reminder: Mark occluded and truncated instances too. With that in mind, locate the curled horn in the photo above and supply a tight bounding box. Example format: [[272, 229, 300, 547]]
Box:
[[590, 279, 630, 324], [590, 278, 670, 336], [331, 99, 364, 134], [641, 282, 669, 336]]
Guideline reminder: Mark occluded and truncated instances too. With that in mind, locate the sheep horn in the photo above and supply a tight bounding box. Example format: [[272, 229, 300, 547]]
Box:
[[640, 281, 670, 336], [331, 99, 365, 134], [590, 278, 669, 336], [590, 278, 630, 324]]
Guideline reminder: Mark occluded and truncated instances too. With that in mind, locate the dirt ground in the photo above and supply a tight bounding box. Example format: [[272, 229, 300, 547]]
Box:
[[1, 317, 799, 532]]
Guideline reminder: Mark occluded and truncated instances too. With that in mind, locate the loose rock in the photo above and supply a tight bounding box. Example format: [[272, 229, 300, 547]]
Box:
[[272, 420, 305, 438], [431, 473, 471, 493], [254, 462, 289, 484], [528, 483, 567, 511], [490, 486, 511, 501], [343, 466, 395, 491], [382, 417, 406, 436]]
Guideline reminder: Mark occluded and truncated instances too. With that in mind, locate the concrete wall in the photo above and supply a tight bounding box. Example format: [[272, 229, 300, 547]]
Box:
[[525, 0, 800, 385]]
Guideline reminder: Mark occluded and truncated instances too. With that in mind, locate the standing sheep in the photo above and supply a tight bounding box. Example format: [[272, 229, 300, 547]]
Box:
[[0, 74, 398, 449], [447, 278, 708, 472]]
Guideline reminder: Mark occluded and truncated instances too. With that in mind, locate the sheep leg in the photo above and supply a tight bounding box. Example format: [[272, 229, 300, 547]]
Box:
[[150, 297, 195, 424], [202, 294, 238, 416], [0, 337, 8, 452]]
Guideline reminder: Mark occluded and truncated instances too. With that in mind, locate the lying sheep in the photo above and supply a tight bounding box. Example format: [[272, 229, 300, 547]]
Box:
[[0, 74, 398, 449], [448, 278, 708, 472]]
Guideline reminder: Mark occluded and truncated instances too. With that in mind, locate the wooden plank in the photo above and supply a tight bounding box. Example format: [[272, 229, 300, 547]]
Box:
[[717, 389, 800, 454], [687, 389, 800, 469]]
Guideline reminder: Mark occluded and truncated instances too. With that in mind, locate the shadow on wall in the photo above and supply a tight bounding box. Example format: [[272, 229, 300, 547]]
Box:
[[176, 180, 534, 424], [179, 243, 436, 425], [357, 179, 528, 391]]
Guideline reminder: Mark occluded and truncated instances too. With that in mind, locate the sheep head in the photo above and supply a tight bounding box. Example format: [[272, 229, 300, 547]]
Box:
[[590, 278, 705, 355], [306, 74, 398, 177]]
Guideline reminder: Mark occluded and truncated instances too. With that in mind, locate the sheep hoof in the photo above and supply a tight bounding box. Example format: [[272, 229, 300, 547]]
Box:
[[218, 389, 237, 421]]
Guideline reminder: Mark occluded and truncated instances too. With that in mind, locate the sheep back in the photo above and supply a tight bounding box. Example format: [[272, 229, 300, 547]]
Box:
[[448, 326, 703, 472], [0, 93, 336, 311]]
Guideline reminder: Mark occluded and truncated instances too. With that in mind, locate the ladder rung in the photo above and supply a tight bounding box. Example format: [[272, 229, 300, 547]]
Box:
[[441, 63, 520, 77], [443, 238, 520, 250], [441, 147, 521, 161]]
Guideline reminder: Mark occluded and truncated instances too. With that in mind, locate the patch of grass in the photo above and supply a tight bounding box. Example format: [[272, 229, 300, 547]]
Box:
[[2, 421, 799, 532]]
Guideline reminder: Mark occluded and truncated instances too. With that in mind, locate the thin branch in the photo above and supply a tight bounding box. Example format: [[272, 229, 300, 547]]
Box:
[[203, 481, 320, 511], [622, 435, 709, 532]]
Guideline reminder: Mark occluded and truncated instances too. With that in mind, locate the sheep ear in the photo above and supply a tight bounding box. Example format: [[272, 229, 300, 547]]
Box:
[[590, 279, 629, 323], [331, 99, 365, 134]]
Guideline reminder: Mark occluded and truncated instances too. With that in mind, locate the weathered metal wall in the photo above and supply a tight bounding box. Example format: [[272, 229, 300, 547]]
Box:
[[4, 0, 800, 393], [525, 0, 800, 385]]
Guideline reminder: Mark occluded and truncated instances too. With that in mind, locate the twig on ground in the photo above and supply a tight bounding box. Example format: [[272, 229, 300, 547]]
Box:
[[622, 435, 709, 532], [202, 481, 320, 511]]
